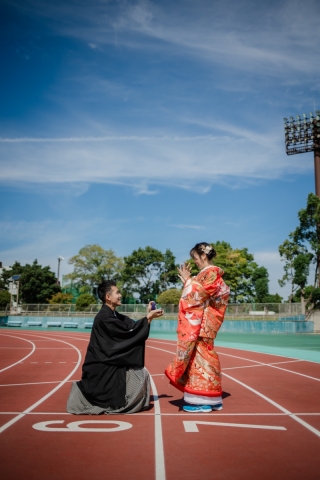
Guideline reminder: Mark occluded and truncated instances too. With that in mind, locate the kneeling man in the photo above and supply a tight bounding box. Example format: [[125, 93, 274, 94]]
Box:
[[67, 280, 163, 414]]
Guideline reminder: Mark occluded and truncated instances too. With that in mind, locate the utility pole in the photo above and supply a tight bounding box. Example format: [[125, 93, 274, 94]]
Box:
[[9, 275, 21, 315], [57, 256, 64, 285]]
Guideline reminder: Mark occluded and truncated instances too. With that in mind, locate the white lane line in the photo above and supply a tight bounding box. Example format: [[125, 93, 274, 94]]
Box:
[[148, 343, 320, 439], [148, 340, 176, 347], [223, 360, 304, 371], [0, 335, 36, 373], [220, 352, 320, 382], [146, 346, 175, 355], [0, 335, 82, 434], [33, 333, 89, 343], [150, 375, 166, 480], [183, 420, 286, 432], [148, 339, 175, 343], [147, 345, 320, 383], [217, 344, 320, 365], [1, 411, 320, 416], [0, 347, 32, 349], [44, 362, 52, 364], [223, 372, 320, 439], [0, 380, 74, 387], [0, 347, 73, 350]]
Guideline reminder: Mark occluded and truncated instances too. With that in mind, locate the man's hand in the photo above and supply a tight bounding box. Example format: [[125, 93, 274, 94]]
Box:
[[147, 308, 164, 324], [147, 301, 155, 313]]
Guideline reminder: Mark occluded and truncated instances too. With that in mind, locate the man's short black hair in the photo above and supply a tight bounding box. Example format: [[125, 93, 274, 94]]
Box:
[[97, 280, 117, 303]]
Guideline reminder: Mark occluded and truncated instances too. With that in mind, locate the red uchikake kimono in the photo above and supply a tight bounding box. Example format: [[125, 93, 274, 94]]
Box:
[[165, 265, 230, 397]]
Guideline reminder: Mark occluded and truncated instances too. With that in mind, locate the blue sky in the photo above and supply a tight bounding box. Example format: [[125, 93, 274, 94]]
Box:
[[1, 0, 319, 299]]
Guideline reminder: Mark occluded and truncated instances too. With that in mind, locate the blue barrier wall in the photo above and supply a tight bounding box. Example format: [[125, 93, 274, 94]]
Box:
[[0, 316, 314, 334], [1, 316, 93, 329], [150, 319, 314, 334]]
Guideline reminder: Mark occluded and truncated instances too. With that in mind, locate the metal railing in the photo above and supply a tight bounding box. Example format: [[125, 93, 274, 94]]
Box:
[[1, 302, 304, 320]]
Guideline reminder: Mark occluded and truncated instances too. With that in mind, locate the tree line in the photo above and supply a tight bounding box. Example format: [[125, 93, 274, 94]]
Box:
[[3, 192, 319, 310], [0, 241, 283, 308], [278, 192, 320, 315]]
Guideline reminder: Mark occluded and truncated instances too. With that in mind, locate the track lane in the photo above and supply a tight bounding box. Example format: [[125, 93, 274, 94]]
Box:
[[147, 339, 320, 480], [0, 334, 36, 371], [0, 332, 82, 433], [1, 332, 320, 480], [146, 341, 320, 435]]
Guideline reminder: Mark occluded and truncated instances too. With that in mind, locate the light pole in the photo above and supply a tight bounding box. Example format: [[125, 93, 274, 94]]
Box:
[[9, 275, 21, 314], [283, 110, 320, 296], [284, 110, 320, 194], [57, 256, 64, 285]]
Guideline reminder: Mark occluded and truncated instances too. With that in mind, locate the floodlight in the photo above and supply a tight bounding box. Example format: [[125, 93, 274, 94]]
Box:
[[283, 110, 320, 195]]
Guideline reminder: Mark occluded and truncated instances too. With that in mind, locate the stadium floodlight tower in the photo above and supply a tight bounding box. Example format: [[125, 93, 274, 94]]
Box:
[[284, 110, 320, 195]]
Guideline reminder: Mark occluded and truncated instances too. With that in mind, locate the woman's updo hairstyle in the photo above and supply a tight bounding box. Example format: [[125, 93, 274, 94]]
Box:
[[190, 242, 217, 261]]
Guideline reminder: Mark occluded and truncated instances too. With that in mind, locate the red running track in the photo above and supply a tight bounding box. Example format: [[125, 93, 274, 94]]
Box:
[[0, 329, 320, 480]]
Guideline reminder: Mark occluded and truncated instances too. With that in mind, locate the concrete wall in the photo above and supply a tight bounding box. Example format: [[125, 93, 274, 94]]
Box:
[[309, 311, 320, 333]]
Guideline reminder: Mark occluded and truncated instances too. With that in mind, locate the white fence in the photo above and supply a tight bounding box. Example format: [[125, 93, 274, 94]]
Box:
[[0, 302, 303, 320]]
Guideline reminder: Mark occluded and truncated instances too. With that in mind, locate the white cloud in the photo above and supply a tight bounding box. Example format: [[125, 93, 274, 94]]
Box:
[[0, 127, 313, 190], [4, 1, 320, 78], [171, 224, 205, 230], [0, 218, 118, 277]]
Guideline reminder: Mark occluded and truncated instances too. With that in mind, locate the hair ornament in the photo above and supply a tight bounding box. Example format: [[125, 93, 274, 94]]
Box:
[[202, 245, 212, 254]]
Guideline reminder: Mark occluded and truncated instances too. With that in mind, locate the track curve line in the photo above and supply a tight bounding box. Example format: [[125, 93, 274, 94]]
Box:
[[0, 334, 36, 373], [0, 333, 82, 434], [146, 343, 320, 439]]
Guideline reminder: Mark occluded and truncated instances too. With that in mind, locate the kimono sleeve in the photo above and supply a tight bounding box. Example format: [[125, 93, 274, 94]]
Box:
[[196, 266, 223, 297], [96, 316, 150, 367]]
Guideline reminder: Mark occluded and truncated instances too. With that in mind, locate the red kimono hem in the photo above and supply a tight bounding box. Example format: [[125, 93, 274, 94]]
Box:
[[165, 370, 222, 397]]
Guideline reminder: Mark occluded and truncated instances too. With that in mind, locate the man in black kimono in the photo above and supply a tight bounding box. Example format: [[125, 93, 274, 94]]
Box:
[[66, 280, 163, 414]]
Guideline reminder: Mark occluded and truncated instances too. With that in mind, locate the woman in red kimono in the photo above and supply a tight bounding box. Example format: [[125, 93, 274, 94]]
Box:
[[165, 242, 230, 412]]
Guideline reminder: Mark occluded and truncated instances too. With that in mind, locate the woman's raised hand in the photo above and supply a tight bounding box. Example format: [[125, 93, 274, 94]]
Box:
[[177, 262, 192, 283]]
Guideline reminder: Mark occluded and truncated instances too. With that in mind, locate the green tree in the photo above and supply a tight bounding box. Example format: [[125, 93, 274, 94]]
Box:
[[279, 193, 320, 313], [76, 293, 96, 311], [49, 292, 74, 304], [265, 293, 283, 303], [0, 260, 60, 304], [278, 238, 310, 301], [65, 245, 124, 288], [0, 290, 10, 308], [121, 246, 178, 303], [157, 288, 182, 305], [252, 266, 269, 303]]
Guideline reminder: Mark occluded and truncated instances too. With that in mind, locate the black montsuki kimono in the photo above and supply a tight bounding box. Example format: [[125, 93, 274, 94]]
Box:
[[78, 304, 150, 408]]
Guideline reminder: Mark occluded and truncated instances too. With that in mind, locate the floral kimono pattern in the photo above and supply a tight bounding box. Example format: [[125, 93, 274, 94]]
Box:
[[165, 265, 230, 396]]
